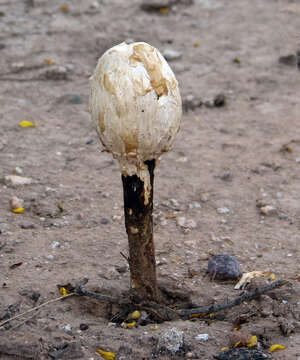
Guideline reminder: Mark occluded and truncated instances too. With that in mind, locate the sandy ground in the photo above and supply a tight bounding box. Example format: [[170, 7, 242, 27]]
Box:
[[0, 0, 299, 359]]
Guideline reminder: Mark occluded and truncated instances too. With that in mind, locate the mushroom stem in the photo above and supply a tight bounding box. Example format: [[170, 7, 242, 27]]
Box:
[[121, 159, 159, 301]]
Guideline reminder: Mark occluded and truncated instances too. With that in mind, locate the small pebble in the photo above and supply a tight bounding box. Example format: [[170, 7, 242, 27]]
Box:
[[141, 0, 172, 11], [51, 241, 61, 249], [195, 333, 209, 342], [278, 53, 296, 66], [100, 218, 110, 225], [260, 205, 277, 216], [214, 93, 226, 107], [42, 66, 68, 80], [90, 0, 99, 8], [189, 202, 201, 209], [217, 207, 229, 214], [207, 254, 242, 280], [218, 172, 233, 182], [158, 327, 184, 354], [10, 196, 23, 210], [68, 94, 82, 104], [176, 217, 197, 229], [20, 223, 36, 229], [79, 323, 89, 330], [11, 62, 25, 72], [13, 167, 23, 175], [162, 49, 183, 61], [64, 324, 72, 333]]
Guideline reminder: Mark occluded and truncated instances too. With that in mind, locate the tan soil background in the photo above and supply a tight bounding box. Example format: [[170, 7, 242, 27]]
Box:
[[0, 0, 300, 359]]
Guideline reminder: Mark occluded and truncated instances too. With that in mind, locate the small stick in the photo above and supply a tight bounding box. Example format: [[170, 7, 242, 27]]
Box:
[[75, 285, 120, 304], [0, 293, 75, 328], [177, 280, 288, 318]]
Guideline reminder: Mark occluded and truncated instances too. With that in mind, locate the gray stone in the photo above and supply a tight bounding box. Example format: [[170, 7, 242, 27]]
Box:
[[158, 327, 184, 354], [207, 254, 242, 280]]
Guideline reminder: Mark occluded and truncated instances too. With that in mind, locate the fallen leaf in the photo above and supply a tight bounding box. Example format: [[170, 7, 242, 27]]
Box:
[[159, 8, 168, 14], [44, 58, 56, 65], [130, 310, 140, 320], [121, 321, 136, 328], [18, 120, 35, 128], [247, 335, 258, 347], [269, 344, 285, 352], [96, 348, 115, 360], [233, 57, 241, 63], [59, 287, 67, 296], [233, 341, 241, 348], [235, 271, 272, 289], [280, 144, 292, 153], [11, 207, 24, 214], [193, 41, 199, 47], [60, 4, 69, 12]]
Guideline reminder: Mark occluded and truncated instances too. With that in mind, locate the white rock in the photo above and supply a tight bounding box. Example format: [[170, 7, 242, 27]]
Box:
[[162, 49, 183, 61], [260, 205, 277, 216], [189, 202, 201, 209], [158, 327, 184, 354], [64, 324, 72, 333], [11, 62, 25, 72], [90, 0, 99, 8], [13, 167, 23, 175], [176, 216, 186, 227], [217, 207, 229, 214], [51, 241, 61, 249], [169, 198, 180, 207], [195, 333, 209, 342], [4, 175, 33, 186], [185, 219, 197, 229], [176, 217, 197, 229]]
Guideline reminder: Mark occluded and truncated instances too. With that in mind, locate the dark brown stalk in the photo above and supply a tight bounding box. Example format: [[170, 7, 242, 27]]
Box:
[[121, 159, 159, 302]]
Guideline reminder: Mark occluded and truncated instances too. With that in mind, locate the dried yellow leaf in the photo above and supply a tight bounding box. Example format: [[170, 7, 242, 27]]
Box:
[[150, 324, 158, 330], [193, 41, 199, 47], [247, 335, 258, 347], [189, 313, 201, 318], [18, 120, 35, 128], [59, 287, 67, 296], [233, 341, 241, 348], [122, 321, 136, 328], [44, 58, 56, 65], [269, 344, 285, 352], [221, 347, 229, 352], [159, 8, 168, 14], [11, 207, 24, 214], [269, 274, 275, 280], [60, 4, 69, 12], [235, 271, 272, 289], [130, 310, 141, 320], [96, 348, 116, 360]]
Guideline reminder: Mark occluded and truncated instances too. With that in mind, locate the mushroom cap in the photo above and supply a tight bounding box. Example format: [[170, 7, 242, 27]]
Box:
[[89, 41, 181, 169]]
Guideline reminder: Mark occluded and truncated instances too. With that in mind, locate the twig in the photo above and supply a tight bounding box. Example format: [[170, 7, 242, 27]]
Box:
[[177, 280, 288, 318], [9, 310, 41, 331], [0, 293, 75, 328], [75, 285, 120, 303]]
